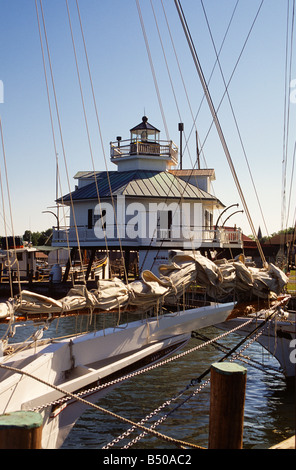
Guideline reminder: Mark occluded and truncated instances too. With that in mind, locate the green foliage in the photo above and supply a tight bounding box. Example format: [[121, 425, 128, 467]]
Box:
[[260, 227, 295, 243], [246, 227, 295, 242], [23, 228, 52, 246]]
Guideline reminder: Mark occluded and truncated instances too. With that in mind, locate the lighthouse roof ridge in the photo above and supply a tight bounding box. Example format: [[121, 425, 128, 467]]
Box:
[[130, 116, 160, 133]]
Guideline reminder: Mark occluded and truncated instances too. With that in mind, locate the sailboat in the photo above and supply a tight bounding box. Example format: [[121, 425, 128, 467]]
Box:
[[0, 247, 291, 448], [0, 252, 238, 449], [0, 1, 294, 450]]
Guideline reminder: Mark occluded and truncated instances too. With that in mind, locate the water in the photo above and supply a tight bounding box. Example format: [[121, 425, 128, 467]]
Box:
[[1, 315, 295, 449], [59, 325, 295, 450]]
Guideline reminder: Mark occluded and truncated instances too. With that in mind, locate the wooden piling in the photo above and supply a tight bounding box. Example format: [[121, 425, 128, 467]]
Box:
[[0, 411, 43, 449], [208, 362, 247, 449]]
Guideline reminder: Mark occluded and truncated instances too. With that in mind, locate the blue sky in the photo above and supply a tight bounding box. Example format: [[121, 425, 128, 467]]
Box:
[[0, 0, 295, 238]]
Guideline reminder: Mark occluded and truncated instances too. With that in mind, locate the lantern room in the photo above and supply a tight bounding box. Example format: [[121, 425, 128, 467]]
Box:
[[110, 116, 178, 172], [130, 115, 160, 143]]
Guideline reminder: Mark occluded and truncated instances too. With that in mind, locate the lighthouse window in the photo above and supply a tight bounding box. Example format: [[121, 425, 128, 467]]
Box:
[[157, 210, 172, 239], [204, 210, 213, 229], [88, 208, 107, 230], [87, 209, 93, 229], [94, 209, 106, 229]]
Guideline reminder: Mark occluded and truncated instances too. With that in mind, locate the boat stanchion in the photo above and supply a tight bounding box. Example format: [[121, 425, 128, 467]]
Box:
[[0, 411, 43, 449], [208, 362, 247, 449]]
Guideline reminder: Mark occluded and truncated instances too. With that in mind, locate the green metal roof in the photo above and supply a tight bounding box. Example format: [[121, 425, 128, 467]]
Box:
[[58, 170, 224, 207]]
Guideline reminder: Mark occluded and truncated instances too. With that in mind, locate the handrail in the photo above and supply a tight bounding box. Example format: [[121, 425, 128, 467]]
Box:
[[110, 139, 178, 162], [52, 225, 242, 246]]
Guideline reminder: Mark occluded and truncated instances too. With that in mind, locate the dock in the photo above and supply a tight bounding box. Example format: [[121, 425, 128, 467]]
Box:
[[270, 435, 295, 449]]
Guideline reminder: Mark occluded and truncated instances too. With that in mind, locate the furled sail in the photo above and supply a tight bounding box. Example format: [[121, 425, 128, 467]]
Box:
[[0, 252, 289, 320]]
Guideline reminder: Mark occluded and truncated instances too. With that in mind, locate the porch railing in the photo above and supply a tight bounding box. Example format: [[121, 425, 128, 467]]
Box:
[[52, 225, 242, 247]]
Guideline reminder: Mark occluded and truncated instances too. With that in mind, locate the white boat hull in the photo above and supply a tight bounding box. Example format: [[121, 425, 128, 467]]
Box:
[[215, 311, 296, 378], [0, 301, 235, 448], [41, 334, 190, 449]]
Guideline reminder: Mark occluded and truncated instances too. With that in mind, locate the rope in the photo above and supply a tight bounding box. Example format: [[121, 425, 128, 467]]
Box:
[[37, 0, 86, 283], [0, 122, 13, 299], [35, 0, 74, 284], [136, 0, 169, 141], [200, 0, 270, 240], [0, 304, 284, 449], [120, 379, 210, 449], [282, 0, 295, 232], [0, 362, 202, 449], [161, 0, 245, 247], [0, 315, 257, 450], [106, 309, 279, 449], [75, 0, 128, 283], [174, 0, 267, 268], [0, 119, 22, 296], [65, 0, 109, 259], [15, 317, 251, 415]]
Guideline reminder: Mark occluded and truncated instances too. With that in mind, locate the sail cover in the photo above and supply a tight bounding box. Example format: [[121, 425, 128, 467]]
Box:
[[0, 252, 289, 319]]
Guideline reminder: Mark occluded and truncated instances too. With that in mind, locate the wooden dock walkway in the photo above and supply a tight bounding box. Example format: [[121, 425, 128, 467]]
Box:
[[270, 435, 295, 449]]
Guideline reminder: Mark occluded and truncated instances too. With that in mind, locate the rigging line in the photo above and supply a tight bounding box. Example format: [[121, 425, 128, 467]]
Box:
[[138, 1, 225, 270], [35, 0, 76, 285], [148, 0, 203, 265], [286, 140, 296, 228], [174, 0, 267, 268], [160, 2, 202, 184], [134, 2, 202, 271], [161, 0, 224, 201], [153, 0, 204, 213], [138, 172, 216, 273], [103, 318, 255, 449], [152, 0, 208, 234], [163, 0, 245, 229], [38, 0, 81, 280], [200, 0, 270, 239], [125, 316, 284, 449], [151, 0, 203, 189], [150, 0, 195, 171], [0, 118, 22, 295], [38, 0, 86, 284], [122, 380, 210, 449], [0, 125, 13, 298], [0, 363, 200, 450], [161, 0, 240, 220], [65, 0, 109, 257], [281, 0, 293, 232], [136, 0, 170, 141], [123, 307, 280, 449], [189, 0, 264, 168], [283, 0, 296, 231], [166, 0, 240, 163], [75, 0, 128, 283], [0, 211, 12, 234], [193, 306, 280, 384]]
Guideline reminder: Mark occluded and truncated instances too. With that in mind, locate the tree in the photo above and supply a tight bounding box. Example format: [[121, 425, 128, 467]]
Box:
[[23, 229, 52, 246]]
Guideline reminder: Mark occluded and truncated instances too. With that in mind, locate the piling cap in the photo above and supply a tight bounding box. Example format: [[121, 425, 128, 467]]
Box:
[[211, 362, 247, 375], [0, 411, 43, 429]]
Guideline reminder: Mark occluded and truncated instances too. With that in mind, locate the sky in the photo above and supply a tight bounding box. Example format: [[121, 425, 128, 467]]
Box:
[[0, 0, 295, 239]]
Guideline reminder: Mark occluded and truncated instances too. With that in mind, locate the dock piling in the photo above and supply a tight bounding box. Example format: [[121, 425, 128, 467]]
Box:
[[0, 411, 43, 449], [208, 362, 247, 449]]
